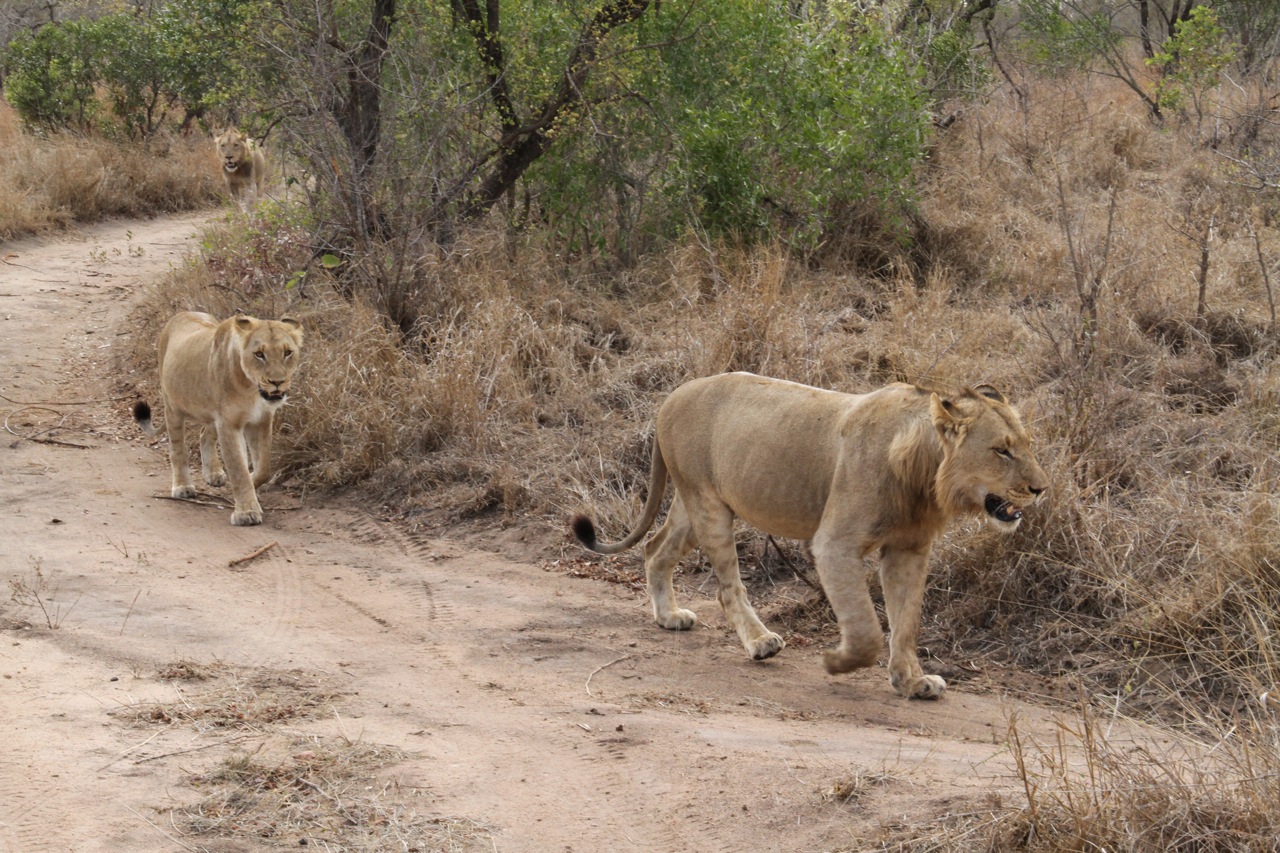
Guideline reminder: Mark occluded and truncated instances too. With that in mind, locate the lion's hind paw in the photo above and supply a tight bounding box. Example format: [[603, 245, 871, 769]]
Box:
[[748, 632, 785, 661], [231, 508, 264, 526], [906, 674, 947, 700], [657, 608, 698, 631]]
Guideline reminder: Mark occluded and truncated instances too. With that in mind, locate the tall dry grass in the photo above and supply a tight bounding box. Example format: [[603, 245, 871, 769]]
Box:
[[0, 102, 221, 241], [911, 73, 1280, 720], [867, 696, 1280, 852]]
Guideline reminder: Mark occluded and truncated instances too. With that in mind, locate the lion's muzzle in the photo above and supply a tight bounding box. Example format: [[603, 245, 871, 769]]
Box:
[[984, 494, 1024, 524]]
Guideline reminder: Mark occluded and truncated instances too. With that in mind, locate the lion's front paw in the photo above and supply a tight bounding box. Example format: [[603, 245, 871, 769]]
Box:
[[231, 508, 263, 526], [893, 673, 947, 700], [172, 485, 196, 499], [657, 608, 697, 631], [205, 469, 227, 487], [823, 640, 880, 674], [748, 631, 785, 661]]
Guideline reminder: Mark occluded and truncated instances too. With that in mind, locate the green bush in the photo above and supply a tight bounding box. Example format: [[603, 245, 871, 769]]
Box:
[[2, 2, 256, 138], [1147, 5, 1236, 119], [488, 1, 931, 251], [2, 20, 100, 131]]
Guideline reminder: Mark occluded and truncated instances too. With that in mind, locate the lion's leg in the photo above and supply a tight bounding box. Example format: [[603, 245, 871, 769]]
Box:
[[165, 409, 197, 499], [642, 494, 698, 630], [246, 417, 273, 487], [215, 418, 263, 526], [879, 546, 945, 700], [812, 534, 883, 676], [688, 500, 784, 661], [200, 426, 226, 487]]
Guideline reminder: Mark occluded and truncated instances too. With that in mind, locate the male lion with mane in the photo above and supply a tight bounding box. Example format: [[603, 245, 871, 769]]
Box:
[[214, 126, 266, 209], [573, 372, 1048, 700], [134, 312, 303, 527]]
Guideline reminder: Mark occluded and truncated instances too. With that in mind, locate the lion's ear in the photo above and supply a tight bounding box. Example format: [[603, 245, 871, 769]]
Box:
[[280, 315, 304, 341], [972, 384, 1007, 404], [233, 315, 258, 332], [930, 393, 973, 441]]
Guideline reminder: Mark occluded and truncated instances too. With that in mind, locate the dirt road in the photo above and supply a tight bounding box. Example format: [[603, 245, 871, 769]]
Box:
[[2, 216, 1065, 852]]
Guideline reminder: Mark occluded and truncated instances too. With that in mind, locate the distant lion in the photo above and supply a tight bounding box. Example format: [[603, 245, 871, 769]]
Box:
[[214, 127, 266, 208], [572, 372, 1048, 700], [134, 312, 303, 526]]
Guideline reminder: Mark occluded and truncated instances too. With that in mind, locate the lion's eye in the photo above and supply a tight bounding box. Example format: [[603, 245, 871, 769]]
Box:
[[283, 349, 293, 359], [255, 351, 266, 361], [995, 448, 1013, 460]]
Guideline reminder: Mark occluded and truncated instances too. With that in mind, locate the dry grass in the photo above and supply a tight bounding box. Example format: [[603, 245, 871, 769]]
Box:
[[995, 704, 1280, 852], [115, 65, 1280, 849], [865, 698, 1280, 852], [0, 102, 221, 241], [177, 735, 493, 851], [116, 664, 345, 731], [113, 663, 492, 850], [824, 769, 896, 806]]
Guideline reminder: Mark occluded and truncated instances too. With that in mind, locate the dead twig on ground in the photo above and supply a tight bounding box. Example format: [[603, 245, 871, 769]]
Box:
[[0, 390, 134, 406], [4, 406, 96, 448], [228, 541, 279, 568], [132, 733, 256, 765], [766, 535, 822, 594], [585, 654, 631, 697], [152, 492, 233, 508], [124, 804, 200, 853], [120, 588, 143, 636]]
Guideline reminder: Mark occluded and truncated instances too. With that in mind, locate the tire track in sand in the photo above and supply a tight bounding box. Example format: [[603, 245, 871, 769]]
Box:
[[0, 776, 63, 853], [309, 514, 460, 662], [227, 539, 304, 668], [312, 516, 697, 850]]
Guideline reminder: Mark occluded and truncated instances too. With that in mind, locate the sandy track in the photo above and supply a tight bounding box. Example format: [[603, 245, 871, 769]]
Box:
[[1, 216, 1074, 852]]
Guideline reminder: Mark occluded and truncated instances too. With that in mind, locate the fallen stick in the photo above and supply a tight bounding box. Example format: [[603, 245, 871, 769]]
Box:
[[585, 654, 632, 698], [132, 733, 255, 765], [152, 492, 232, 508], [228, 540, 278, 568]]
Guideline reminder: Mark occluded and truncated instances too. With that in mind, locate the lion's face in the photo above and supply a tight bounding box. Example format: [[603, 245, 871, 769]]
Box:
[[233, 316, 303, 405], [931, 386, 1048, 531], [215, 129, 251, 173]]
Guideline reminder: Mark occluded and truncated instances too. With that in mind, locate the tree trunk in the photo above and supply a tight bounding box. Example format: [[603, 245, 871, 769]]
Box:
[[449, 0, 652, 226], [1138, 0, 1153, 59], [336, 0, 395, 181]]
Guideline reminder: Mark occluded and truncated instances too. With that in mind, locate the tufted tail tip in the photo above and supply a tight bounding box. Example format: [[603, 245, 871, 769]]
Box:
[[132, 400, 157, 436], [570, 514, 598, 550]]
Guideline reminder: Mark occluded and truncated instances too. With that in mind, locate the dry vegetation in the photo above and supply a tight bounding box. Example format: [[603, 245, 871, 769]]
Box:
[[113, 663, 493, 851], [0, 102, 221, 241], [106, 69, 1280, 850], [177, 736, 492, 852], [868, 699, 1280, 852]]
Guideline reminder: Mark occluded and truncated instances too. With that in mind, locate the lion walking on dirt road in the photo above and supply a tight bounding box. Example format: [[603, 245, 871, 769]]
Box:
[[573, 372, 1048, 700]]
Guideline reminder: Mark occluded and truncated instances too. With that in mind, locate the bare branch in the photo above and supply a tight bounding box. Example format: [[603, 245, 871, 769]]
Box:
[[453, 0, 654, 225]]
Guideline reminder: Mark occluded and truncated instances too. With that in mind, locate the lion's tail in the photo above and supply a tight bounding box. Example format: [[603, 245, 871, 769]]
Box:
[[571, 435, 669, 555], [133, 400, 159, 437]]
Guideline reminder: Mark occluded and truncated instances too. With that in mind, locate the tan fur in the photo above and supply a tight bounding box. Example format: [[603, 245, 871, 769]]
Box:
[[573, 372, 1049, 700], [136, 312, 303, 526], [214, 127, 266, 209]]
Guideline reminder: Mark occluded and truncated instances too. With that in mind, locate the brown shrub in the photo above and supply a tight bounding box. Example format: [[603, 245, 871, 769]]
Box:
[[0, 102, 221, 240]]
